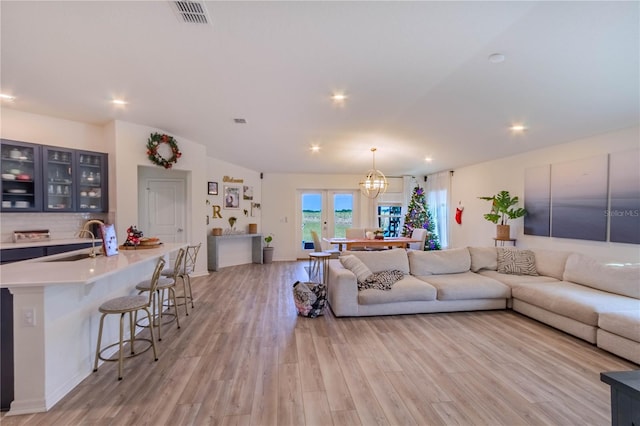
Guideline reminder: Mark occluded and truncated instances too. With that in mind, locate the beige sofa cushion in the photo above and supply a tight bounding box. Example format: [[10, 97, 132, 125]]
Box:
[[598, 310, 640, 342], [468, 246, 498, 272], [563, 253, 640, 299], [531, 248, 571, 280], [408, 247, 470, 276], [418, 271, 510, 300], [344, 248, 410, 274], [358, 275, 437, 305], [512, 281, 640, 326], [478, 270, 559, 288], [339, 255, 373, 282]]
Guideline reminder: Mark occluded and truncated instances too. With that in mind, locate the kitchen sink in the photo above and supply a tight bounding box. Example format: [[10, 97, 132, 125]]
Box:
[[43, 252, 102, 262]]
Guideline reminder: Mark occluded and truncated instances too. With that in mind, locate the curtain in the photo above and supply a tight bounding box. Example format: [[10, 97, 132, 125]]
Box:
[[425, 171, 451, 248]]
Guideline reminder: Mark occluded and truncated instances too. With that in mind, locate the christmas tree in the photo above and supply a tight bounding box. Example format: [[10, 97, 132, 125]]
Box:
[[402, 186, 441, 250]]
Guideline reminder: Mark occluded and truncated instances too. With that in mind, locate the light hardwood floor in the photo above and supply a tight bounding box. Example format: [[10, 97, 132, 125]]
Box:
[[2, 261, 636, 425]]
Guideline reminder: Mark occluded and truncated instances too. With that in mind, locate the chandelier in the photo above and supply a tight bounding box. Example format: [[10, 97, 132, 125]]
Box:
[[360, 147, 388, 199]]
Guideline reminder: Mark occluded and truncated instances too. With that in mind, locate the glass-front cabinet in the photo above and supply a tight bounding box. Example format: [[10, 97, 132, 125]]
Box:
[[1, 140, 42, 212], [0, 139, 108, 213], [43, 146, 75, 211], [76, 150, 107, 212]]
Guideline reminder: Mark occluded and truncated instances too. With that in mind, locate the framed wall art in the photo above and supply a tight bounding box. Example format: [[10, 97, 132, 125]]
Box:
[[208, 181, 218, 195], [223, 185, 240, 209]]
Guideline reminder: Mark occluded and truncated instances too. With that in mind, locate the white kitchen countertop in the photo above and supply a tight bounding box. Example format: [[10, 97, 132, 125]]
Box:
[[0, 242, 185, 287], [0, 238, 94, 250]]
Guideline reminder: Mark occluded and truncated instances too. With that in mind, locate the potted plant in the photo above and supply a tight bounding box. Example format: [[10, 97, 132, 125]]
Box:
[[478, 190, 527, 239], [263, 234, 274, 264]]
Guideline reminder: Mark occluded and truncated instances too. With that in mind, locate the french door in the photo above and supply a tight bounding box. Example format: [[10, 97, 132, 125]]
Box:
[[297, 190, 356, 259]]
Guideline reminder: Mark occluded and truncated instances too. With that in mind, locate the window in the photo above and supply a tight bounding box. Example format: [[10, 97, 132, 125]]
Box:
[[377, 204, 402, 237]]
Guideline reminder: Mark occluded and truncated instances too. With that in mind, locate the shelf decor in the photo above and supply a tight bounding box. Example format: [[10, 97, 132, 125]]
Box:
[[146, 133, 182, 169]]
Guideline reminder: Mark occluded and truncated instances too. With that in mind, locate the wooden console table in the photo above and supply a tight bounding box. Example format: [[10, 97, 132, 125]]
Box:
[[207, 233, 263, 271]]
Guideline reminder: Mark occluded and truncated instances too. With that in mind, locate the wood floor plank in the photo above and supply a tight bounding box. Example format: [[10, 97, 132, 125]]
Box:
[[2, 261, 636, 426]]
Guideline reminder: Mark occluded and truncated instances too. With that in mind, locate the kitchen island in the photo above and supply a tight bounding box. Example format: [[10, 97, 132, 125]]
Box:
[[0, 242, 186, 416]]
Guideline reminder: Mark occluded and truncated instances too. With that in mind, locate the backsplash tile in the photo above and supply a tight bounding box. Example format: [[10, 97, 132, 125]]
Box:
[[1, 212, 111, 242]]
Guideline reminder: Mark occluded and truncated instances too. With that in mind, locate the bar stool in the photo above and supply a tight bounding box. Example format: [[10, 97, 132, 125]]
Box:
[[136, 248, 185, 341], [164, 243, 200, 315], [93, 258, 164, 380]]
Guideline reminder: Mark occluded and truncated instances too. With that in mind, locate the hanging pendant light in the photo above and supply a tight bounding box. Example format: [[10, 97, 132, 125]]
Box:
[[360, 147, 388, 199]]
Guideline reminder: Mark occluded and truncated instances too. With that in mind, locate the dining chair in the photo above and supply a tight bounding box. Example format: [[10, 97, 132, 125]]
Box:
[[409, 228, 428, 250]]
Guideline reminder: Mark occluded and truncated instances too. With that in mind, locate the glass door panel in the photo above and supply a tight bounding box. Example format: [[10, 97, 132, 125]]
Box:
[[1, 140, 41, 212], [301, 192, 322, 250], [43, 147, 74, 211], [332, 193, 353, 238], [76, 151, 106, 212], [297, 190, 357, 258]]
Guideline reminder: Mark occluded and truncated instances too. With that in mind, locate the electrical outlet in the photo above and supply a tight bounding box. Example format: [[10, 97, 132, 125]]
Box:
[[22, 307, 36, 327]]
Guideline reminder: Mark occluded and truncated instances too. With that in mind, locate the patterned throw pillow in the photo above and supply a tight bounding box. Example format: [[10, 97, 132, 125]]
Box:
[[358, 270, 405, 291], [497, 248, 538, 276], [292, 281, 327, 318]]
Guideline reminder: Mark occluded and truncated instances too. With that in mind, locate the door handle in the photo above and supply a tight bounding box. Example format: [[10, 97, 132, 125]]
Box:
[[177, 228, 184, 232]]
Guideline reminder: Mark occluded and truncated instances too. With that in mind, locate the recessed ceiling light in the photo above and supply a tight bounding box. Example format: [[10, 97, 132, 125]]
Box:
[[425, 156, 433, 163], [331, 92, 347, 103], [0, 93, 16, 102], [510, 124, 527, 132], [111, 99, 127, 105], [488, 53, 506, 64], [310, 145, 321, 153]]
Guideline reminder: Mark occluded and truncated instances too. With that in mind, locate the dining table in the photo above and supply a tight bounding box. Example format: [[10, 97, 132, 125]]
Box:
[[327, 236, 422, 251]]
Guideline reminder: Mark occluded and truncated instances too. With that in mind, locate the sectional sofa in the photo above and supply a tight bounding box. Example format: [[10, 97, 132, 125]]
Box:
[[327, 247, 640, 364]]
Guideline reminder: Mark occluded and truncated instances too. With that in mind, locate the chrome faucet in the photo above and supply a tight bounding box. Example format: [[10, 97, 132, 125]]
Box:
[[78, 229, 98, 257], [80, 220, 105, 257]]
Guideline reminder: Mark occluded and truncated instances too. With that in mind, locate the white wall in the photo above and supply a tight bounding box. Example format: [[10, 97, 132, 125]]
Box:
[[112, 121, 208, 275], [261, 174, 404, 260], [450, 126, 640, 263], [206, 157, 262, 268]]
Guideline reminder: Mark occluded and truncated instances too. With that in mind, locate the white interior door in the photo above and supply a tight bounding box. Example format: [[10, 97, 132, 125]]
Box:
[[144, 179, 186, 243]]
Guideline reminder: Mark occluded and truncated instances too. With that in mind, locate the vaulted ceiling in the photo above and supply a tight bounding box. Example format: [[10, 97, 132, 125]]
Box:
[[1, 1, 638, 176]]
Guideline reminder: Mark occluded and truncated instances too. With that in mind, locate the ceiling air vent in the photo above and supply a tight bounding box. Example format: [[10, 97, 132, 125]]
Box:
[[171, 1, 211, 25]]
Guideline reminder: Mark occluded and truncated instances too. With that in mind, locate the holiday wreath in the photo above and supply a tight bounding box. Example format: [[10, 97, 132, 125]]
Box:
[[146, 132, 182, 169]]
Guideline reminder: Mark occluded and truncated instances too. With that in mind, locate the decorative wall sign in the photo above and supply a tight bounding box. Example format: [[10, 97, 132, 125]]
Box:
[[212, 205, 222, 218], [223, 176, 244, 183], [208, 181, 218, 195], [223, 185, 240, 209]]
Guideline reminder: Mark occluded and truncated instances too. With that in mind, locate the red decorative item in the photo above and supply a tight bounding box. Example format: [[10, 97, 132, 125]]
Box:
[[124, 225, 144, 246], [455, 202, 464, 225]]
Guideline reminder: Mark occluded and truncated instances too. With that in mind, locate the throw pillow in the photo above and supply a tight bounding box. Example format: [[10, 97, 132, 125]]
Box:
[[340, 254, 373, 282], [497, 248, 538, 276], [358, 270, 405, 291], [468, 246, 498, 272]]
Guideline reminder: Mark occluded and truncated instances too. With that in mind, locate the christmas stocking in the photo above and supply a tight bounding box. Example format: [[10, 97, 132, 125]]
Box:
[[455, 204, 464, 225]]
